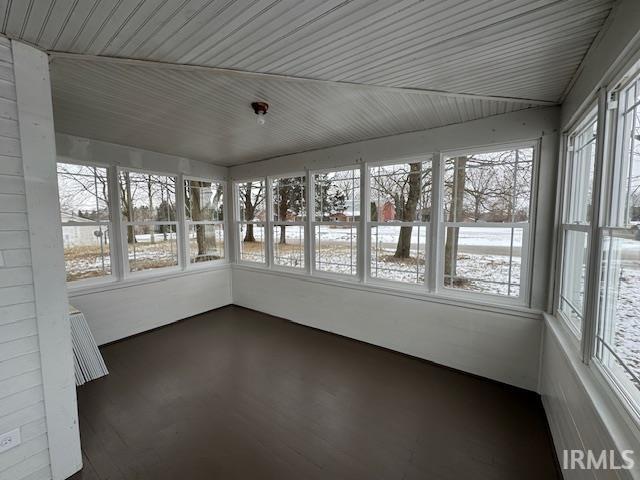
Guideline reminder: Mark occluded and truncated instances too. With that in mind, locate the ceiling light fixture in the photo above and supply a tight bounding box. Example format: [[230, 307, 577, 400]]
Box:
[[251, 101, 269, 125]]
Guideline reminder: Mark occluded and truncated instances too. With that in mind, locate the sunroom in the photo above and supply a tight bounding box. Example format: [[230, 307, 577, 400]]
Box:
[[0, 1, 639, 479]]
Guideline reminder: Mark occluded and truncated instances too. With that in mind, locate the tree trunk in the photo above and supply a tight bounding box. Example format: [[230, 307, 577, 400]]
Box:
[[147, 175, 155, 244], [394, 162, 422, 258], [278, 186, 288, 244], [444, 157, 467, 283], [243, 182, 256, 242], [190, 181, 207, 260], [123, 173, 135, 244]]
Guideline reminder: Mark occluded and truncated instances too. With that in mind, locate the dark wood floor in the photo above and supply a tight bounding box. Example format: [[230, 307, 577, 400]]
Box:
[[70, 305, 560, 480]]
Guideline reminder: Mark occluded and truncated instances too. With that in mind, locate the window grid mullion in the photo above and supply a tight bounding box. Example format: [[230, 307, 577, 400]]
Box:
[[582, 88, 608, 364], [360, 162, 370, 283], [176, 173, 187, 271]]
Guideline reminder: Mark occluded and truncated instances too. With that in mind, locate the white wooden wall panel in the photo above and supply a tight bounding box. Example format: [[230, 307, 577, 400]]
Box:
[[69, 268, 233, 345], [13, 38, 82, 480], [232, 268, 542, 391], [541, 317, 640, 479], [0, 35, 51, 480]]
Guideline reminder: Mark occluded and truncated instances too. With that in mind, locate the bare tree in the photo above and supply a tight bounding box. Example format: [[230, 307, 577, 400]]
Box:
[[370, 162, 431, 259], [240, 182, 264, 242]]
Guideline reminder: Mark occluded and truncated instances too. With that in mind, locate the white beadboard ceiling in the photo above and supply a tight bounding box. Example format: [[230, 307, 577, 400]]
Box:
[[1, 0, 616, 164], [50, 56, 538, 165], [1, 0, 614, 101]]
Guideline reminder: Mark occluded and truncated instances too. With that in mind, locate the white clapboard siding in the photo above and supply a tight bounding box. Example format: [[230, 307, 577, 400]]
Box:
[[0, 35, 50, 480]]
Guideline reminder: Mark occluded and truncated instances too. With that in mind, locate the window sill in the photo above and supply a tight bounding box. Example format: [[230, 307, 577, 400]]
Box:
[[232, 263, 543, 319], [67, 262, 231, 297]]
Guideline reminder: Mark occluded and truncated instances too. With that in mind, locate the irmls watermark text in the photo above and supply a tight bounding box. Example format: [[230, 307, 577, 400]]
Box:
[[563, 450, 635, 470]]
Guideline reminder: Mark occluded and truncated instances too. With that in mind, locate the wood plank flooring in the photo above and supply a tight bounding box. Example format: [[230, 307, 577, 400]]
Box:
[[70, 305, 560, 480]]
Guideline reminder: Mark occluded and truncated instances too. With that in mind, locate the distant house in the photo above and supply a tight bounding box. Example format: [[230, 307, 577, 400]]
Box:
[[60, 211, 106, 247]]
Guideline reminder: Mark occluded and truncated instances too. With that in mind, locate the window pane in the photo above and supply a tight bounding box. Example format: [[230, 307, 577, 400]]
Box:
[[273, 225, 305, 269], [559, 230, 589, 333], [315, 169, 360, 222], [370, 161, 431, 222], [62, 225, 111, 282], [185, 180, 223, 221], [596, 232, 640, 389], [566, 115, 597, 224], [238, 181, 266, 221], [444, 148, 533, 223], [57, 163, 109, 221], [616, 99, 640, 227], [239, 223, 265, 263], [127, 224, 178, 272], [443, 227, 522, 297], [370, 225, 426, 284], [272, 176, 306, 221], [119, 171, 177, 222], [189, 224, 224, 263], [315, 225, 357, 276]]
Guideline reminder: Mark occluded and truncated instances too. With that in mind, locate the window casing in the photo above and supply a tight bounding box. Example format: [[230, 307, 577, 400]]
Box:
[[119, 170, 180, 273], [236, 179, 267, 264], [234, 143, 537, 305], [184, 179, 225, 264], [368, 159, 432, 285], [57, 162, 226, 286], [57, 163, 112, 283], [312, 168, 360, 277], [271, 174, 306, 270], [441, 147, 534, 300], [558, 109, 598, 335], [593, 69, 640, 411]]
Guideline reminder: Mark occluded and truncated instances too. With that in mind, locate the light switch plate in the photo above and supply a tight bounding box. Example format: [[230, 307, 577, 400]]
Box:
[[0, 428, 21, 453]]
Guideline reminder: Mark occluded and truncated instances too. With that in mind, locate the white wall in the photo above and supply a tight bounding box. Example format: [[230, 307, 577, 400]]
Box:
[[57, 134, 233, 345], [234, 268, 542, 390], [231, 106, 560, 391], [542, 317, 640, 479], [69, 268, 232, 345]]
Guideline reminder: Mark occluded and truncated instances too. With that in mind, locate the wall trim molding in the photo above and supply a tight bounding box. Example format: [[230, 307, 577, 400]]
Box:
[[13, 40, 82, 479]]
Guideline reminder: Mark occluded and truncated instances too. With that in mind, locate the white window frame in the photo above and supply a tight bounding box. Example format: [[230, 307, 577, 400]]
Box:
[[366, 156, 433, 290], [437, 142, 538, 306], [57, 160, 116, 287], [556, 106, 599, 338], [591, 63, 640, 417], [232, 142, 539, 309], [117, 167, 182, 278], [310, 165, 361, 280], [183, 176, 227, 268], [269, 172, 307, 272], [234, 177, 268, 266]]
